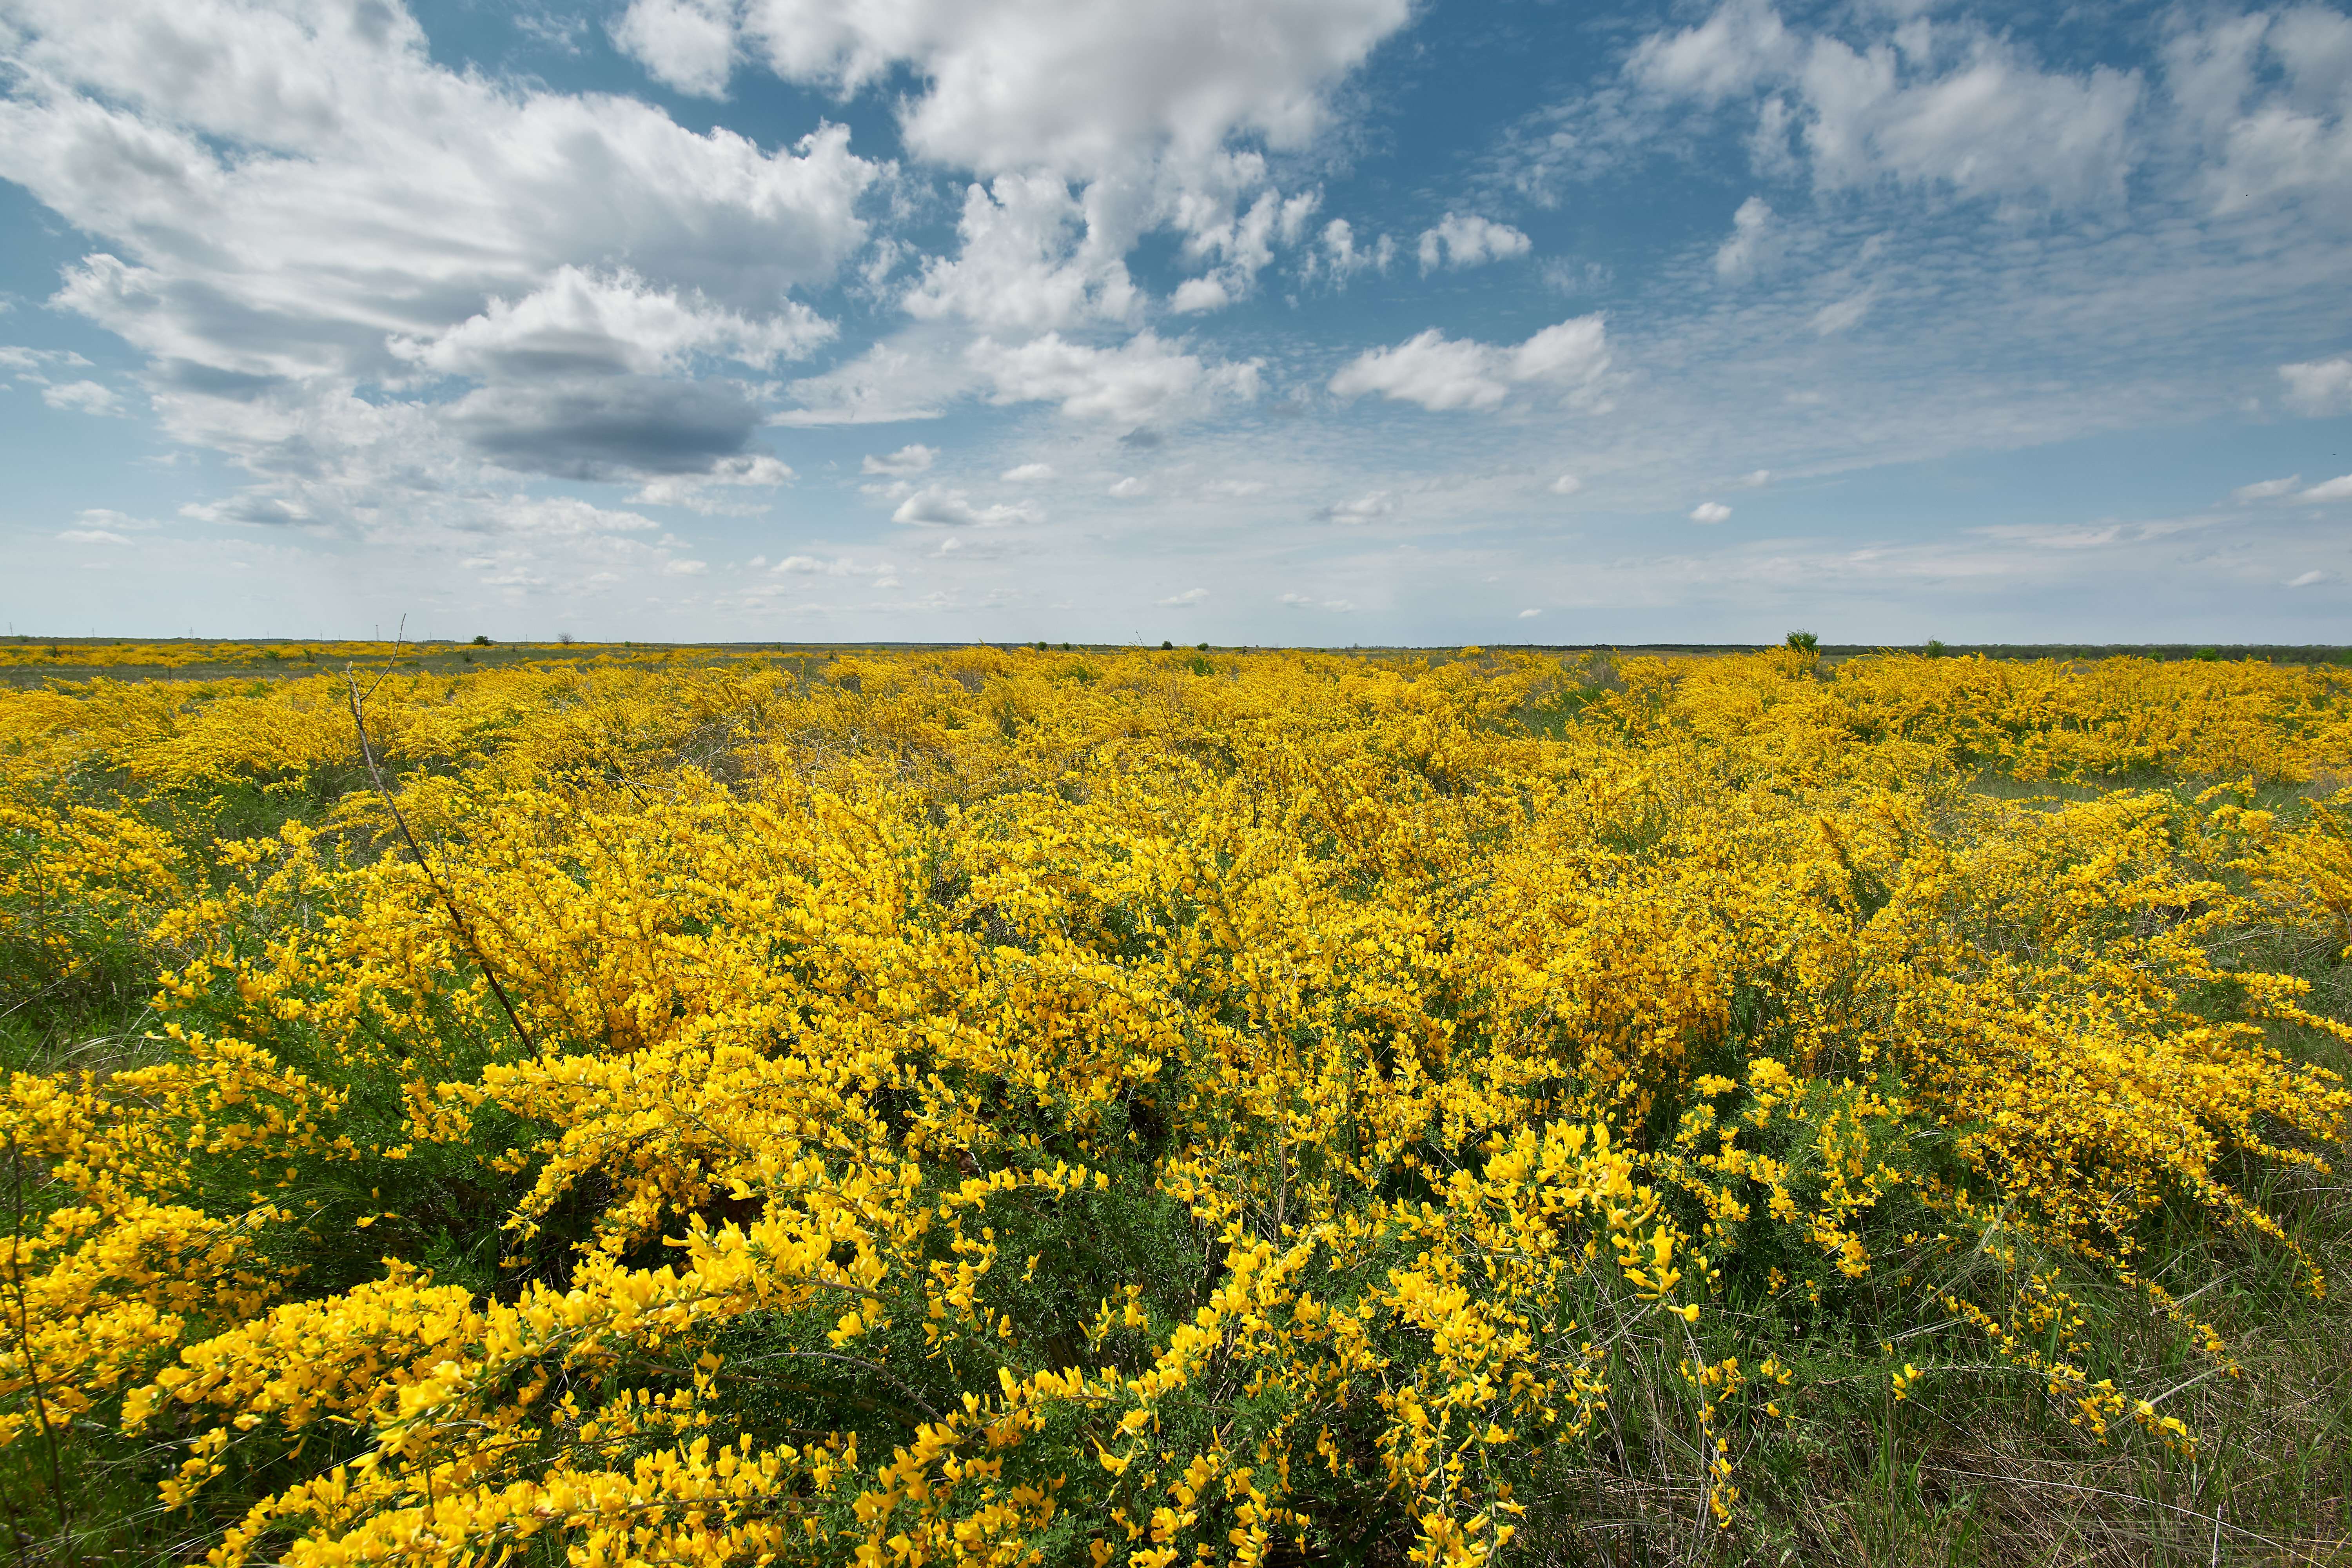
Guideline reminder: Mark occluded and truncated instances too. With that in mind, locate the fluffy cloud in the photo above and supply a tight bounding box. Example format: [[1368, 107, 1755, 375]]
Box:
[[1549, 473, 1583, 495], [618, 0, 1412, 179], [969, 331, 1260, 426], [1416, 213, 1531, 272], [1690, 501, 1733, 523], [391, 267, 830, 381], [0, 0, 875, 529], [1327, 331, 1504, 410], [612, 0, 1395, 355], [776, 341, 962, 426], [2298, 474, 2352, 502], [2, 6, 873, 370], [1628, 1, 2142, 209], [610, 0, 738, 98], [2280, 357, 2352, 414], [3, 0, 1408, 563], [1511, 318, 1613, 385], [1314, 218, 1394, 284], [445, 377, 771, 481], [1327, 316, 1611, 412], [1157, 586, 1208, 606], [1171, 187, 1320, 312], [890, 484, 1040, 526], [863, 444, 937, 475], [1626, 0, 1799, 100], [40, 379, 125, 415], [1713, 196, 1779, 280], [904, 175, 1141, 335], [1000, 462, 1056, 481], [2168, 9, 2352, 217], [628, 454, 795, 511], [1109, 475, 1147, 497]]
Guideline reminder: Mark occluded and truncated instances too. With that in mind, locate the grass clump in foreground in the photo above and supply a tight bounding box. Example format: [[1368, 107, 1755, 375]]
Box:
[[0, 645, 2348, 1566]]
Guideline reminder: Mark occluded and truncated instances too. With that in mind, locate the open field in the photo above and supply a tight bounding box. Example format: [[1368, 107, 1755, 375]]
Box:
[[2, 646, 2348, 1566], [5, 639, 2350, 691]]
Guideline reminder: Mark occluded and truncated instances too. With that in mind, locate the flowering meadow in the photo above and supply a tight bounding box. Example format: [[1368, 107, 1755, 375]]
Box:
[[2, 646, 2349, 1565]]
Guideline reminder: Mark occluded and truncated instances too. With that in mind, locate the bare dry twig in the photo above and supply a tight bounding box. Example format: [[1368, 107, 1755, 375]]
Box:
[[346, 658, 534, 1054]]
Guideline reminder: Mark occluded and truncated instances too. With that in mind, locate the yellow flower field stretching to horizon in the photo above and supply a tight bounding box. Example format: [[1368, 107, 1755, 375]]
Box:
[[1, 646, 2347, 1564]]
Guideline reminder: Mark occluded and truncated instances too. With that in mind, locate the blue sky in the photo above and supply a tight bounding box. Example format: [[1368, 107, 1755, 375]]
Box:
[[2, 0, 2349, 644]]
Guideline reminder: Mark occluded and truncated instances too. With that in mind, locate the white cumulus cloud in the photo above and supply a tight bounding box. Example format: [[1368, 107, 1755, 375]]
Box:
[[627, 454, 795, 511], [1327, 316, 1611, 412], [890, 483, 1040, 526], [2170, 9, 2352, 218], [1713, 196, 1779, 280], [628, 0, 1413, 180], [776, 341, 960, 426], [392, 267, 829, 380], [1629, 1, 2142, 209], [1416, 212, 1532, 272], [1315, 218, 1394, 284], [40, 380, 124, 415], [1690, 501, 1733, 523], [0, 0, 880, 531], [1171, 187, 1320, 313], [903, 174, 1141, 335], [969, 330, 1259, 426], [2281, 358, 2352, 415], [863, 444, 937, 475], [610, 0, 737, 97]]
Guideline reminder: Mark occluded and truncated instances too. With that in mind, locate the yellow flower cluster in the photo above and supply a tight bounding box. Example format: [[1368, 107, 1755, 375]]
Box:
[[0, 646, 2345, 1563]]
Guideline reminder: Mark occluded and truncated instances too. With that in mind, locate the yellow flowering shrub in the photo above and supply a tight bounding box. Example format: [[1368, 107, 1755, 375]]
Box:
[[0, 647, 2345, 1563]]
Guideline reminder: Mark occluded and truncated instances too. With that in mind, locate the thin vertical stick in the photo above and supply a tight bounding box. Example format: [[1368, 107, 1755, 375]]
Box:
[[347, 673, 535, 1054]]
